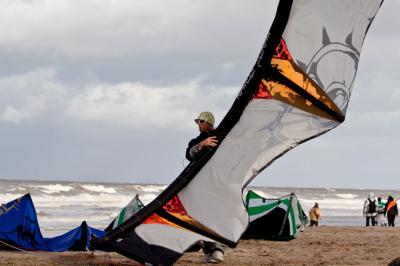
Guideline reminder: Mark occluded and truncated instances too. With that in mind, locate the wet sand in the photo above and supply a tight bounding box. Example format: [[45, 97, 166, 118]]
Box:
[[0, 226, 399, 265]]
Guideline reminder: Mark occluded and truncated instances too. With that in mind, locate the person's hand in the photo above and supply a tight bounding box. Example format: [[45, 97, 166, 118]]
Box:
[[198, 136, 218, 150]]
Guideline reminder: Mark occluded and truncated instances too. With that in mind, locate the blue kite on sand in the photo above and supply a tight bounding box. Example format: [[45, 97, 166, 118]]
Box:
[[0, 194, 104, 251]]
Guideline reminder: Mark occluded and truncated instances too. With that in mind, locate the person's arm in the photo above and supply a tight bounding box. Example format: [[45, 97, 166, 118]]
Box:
[[188, 144, 201, 160], [198, 136, 218, 150], [186, 136, 218, 161], [186, 138, 198, 161], [363, 201, 368, 216]]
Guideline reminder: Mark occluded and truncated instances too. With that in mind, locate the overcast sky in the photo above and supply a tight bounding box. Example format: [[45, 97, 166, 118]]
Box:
[[0, 1, 399, 189]]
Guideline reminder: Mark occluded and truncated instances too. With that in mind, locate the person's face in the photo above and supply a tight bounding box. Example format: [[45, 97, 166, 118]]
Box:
[[197, 120, 213, 133]]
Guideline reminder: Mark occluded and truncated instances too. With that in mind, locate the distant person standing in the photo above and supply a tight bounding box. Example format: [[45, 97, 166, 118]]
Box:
[[309, 202, 320, 226], [385, 195, 398, 227], [363, 193, 377, 226], [376, 197, 387, 226]]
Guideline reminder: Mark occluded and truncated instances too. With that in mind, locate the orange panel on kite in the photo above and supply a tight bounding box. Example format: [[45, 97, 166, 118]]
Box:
[[255, 38, 344, 122]]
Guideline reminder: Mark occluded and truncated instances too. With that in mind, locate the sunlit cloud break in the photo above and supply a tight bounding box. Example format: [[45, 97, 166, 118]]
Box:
[[66, 81, 237, 130], [1, 95, 47, 123], [0, 68, 66, 123]]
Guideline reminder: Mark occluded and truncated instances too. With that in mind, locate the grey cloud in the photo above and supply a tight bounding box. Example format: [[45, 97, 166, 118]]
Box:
[[0, 1, 274, 87]]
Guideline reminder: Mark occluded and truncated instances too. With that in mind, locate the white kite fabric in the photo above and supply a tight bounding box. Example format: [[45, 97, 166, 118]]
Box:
[[99, 1, 384, 265], [178, 0, 382, 243]]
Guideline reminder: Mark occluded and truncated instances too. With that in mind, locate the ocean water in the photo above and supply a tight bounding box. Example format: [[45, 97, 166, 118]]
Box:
[[0, 179, 398, 237]]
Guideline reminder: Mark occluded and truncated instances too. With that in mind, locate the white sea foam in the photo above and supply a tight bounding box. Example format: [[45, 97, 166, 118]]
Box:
[[0, 193, 26, 203], [300, 198, 364, 211], [139, 193, 158, 205], [31, 193, 133, 208], [33, 184, 74, 194], [5, 187, 26, 192], [335, 193, 357, 199], [81, 184, 117, 194], [37, 214, 112, 224], [133, 184, 167, 193], [249, 189, 274, 199]]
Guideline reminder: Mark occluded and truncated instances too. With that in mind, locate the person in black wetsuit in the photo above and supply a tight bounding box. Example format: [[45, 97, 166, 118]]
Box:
[[186, 111, 224, 263], [186, 111, 218, 161]]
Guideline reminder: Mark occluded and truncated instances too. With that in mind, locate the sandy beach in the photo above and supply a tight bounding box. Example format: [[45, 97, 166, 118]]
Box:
[[0, 226, 399, 265]]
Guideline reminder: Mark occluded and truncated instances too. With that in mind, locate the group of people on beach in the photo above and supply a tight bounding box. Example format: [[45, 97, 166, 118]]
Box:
[[363, 192, 398, 227]]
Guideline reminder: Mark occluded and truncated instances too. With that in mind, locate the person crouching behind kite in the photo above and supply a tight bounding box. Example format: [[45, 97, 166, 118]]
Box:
[[185, 111, 225, 263]]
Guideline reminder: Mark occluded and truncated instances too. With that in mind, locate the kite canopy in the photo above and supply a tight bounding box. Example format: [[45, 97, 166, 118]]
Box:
[[105, 194, 144, 232], [0, 194, 104, 251], [242, 190, 307, 241], [93, 1, 384, 264]]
